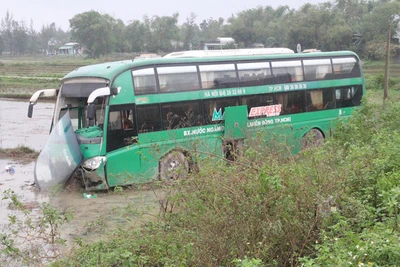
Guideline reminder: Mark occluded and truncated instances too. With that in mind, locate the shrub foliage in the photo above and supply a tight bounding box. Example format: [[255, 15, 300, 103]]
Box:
[[3, 98, 400, 266]]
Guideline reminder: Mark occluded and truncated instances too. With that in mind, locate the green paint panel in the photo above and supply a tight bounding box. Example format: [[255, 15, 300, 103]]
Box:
[[106, 145, 142, 187], [224, 105, 248, 139]]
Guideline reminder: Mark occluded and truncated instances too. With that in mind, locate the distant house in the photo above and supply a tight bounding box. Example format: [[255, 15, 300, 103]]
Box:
[[58, 42, 80, 55], [203, 37, 237, 50]]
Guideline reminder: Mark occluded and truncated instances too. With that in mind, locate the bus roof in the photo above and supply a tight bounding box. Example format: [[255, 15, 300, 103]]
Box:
[[62, 50, 360, 82], [163, 48, 295, 58]]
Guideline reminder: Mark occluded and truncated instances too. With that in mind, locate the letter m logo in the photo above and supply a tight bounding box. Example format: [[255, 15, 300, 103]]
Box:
[[212, 108, 224, 121]]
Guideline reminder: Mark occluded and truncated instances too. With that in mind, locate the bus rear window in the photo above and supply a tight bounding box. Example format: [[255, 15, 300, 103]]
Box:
[[335, 85, 362, 107], [332, 57, 361, 78], [132, 68, 157, 95]]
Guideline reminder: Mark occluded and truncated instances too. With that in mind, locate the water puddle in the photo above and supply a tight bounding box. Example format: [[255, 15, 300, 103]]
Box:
[[0, 98, 165, 258]]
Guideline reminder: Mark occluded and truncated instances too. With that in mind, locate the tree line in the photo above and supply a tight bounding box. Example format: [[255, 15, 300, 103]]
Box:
[[1, 0, 400, 59]]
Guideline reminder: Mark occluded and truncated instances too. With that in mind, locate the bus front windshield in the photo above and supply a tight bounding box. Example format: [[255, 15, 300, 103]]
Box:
[[57, 79, 108, 130], [59, 97, 106, 131]]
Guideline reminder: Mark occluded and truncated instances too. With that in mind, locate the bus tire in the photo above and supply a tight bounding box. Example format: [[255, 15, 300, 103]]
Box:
[[302, 129, 324, 149], [159, 150, 189, 181]]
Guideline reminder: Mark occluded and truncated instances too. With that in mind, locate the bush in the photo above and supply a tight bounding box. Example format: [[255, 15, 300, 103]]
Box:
[[366, 74, 400, 91], [363, 41, 400, 61], [5, 99, 400, 266]]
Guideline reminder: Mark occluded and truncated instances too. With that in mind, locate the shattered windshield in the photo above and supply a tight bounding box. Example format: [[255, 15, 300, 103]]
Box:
[[34, 111, 83, 191]]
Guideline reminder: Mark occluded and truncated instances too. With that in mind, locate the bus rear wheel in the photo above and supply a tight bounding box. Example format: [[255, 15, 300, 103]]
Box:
[[302, 129, 324, 149], [159, 151, 189, 181]]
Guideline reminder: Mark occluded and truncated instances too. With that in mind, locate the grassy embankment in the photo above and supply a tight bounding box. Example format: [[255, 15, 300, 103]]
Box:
[[52, 88, 400, 266]]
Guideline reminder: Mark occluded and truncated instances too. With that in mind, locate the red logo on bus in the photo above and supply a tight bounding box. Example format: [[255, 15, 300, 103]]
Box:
[[249, 104, 282, 117]]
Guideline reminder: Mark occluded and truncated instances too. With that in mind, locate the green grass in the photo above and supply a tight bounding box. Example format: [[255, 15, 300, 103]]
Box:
[[363, 60, 400, 75], [49, 95, 400, 266]]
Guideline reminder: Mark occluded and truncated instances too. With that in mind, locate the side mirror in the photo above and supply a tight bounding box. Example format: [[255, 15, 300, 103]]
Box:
[[87, 103, 96, 127], [110, 87, 119, 95], [28, 103, 34, 118]]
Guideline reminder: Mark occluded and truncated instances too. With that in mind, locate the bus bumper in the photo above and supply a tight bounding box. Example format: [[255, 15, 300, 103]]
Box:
[[75, 164, 109, 191]]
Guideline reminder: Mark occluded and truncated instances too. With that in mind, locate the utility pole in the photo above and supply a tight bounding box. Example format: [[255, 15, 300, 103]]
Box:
[[383, 21, 391, 103]]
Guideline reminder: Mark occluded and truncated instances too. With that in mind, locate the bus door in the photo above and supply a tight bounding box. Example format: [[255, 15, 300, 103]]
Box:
[[223, 105, 248, 160], [105, 104, 141, 186]]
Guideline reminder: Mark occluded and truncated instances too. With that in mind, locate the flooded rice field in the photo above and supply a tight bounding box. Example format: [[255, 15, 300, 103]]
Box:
[[0, 98, 164, 254], [0, 98, 53, 150]]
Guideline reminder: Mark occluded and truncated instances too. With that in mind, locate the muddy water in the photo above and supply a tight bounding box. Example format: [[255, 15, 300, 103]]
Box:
[[0, 98, 164, 255], [0, 98, 53, 150]]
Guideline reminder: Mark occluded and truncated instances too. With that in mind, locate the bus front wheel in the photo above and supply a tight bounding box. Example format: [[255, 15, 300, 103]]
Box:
[[159, 151, 189, 181], [302, 129, 324, 149]]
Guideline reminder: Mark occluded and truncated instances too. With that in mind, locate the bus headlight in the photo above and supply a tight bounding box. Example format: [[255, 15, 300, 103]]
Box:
[[82, 156, 106, 171]]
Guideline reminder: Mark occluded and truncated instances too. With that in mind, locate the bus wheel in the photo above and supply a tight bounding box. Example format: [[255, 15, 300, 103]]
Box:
[[159, 151, 189, 181], [302, 129, 324, 149]]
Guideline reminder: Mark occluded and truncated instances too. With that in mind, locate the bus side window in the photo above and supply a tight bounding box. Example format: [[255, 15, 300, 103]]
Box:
[[199, 64, 237, 89], [237, 62, 271, 87], [271, 60, 303, 83], [132, 68, 157, 95], [122, 110, 134, 129], [335, 86, 362, 108], [276, 91, 306, 114], [242, 94, 274, 119], [109, 111, 122, 130], [162, 101, 202, 130], [306, 88, 336, 111], [137, 104, 162, 133], [303, 59, 332, 81], [157, 65, 200, 92], [332, 57, 361, 79], [107, 106, 138, 152]]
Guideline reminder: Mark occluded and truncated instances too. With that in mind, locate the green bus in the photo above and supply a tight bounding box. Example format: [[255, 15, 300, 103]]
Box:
[[28, 48, 365, 191]]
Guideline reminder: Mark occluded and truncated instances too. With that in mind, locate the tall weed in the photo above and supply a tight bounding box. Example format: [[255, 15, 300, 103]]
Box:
[[7, 100, 400, 266]]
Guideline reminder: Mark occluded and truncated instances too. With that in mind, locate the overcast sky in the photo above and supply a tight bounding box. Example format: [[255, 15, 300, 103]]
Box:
[[4, 0, 327, 31]]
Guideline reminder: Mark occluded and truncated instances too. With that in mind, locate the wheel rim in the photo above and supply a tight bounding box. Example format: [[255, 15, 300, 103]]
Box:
[[160, 151, 189, 180], [302, 129, 324, 149]]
